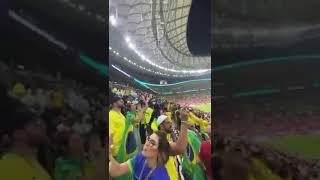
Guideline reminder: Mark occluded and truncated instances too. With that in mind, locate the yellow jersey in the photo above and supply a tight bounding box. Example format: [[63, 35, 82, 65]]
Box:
[[165, 134, 179, 180], [0, 153, 52, 180], [109, 109, 125, 156], [144, 107, 153, 125]]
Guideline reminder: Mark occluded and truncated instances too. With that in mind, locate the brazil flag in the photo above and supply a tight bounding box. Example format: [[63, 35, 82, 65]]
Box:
[[182, 130, 207, 180]]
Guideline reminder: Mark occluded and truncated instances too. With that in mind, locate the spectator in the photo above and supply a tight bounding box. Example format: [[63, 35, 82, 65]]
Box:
[[109, 93, 136, 179], [21, 88, 36, 107], [109, 131, 171, 179], [0, 90, 52, 179], [35, 88, 48, 113], [54, 131, 90, 180], [10, 81, 26, 99], [199, 129, 212, 180]]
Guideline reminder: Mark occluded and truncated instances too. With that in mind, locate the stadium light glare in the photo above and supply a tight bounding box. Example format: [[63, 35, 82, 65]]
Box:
[[112, 65, 131, 78], [109, 46, 207, 77], [110, 15, 117, 26], [125, 36, 131, 43], [9, 11, 67, 50], [128, 42, 135, 49], [118, 35, 211, 75]]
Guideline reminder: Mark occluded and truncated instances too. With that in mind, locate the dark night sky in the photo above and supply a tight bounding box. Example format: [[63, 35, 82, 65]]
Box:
[[187, 0, 211, 56]]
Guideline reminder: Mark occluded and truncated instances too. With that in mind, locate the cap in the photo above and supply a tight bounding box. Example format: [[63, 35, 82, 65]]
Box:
[[157, 115, 168, 126]]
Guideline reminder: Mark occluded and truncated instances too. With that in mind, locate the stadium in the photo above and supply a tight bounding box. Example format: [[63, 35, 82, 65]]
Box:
[[213, 1, 320, 180], [109, 0, 211, 180]]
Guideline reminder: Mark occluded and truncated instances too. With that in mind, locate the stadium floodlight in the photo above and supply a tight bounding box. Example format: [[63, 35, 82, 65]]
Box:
[[128, 42, 135, 50], [110, 15, 117, 26], [9, 11, 67, 50], [112, 65, 131, 78], [109, 46, 211, 77], [125, 36, 131, 43], [126, 45, 211, 74]]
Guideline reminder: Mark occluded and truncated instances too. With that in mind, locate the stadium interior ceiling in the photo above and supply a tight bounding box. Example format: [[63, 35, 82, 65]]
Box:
[[1, 0, 107, 89], [212, 0, 320, 101], [109, 0, 211, 85]]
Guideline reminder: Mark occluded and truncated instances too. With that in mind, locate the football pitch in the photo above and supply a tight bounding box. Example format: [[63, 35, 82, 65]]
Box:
[[194, 103, 211, 113], [263, 134, 320, 160]]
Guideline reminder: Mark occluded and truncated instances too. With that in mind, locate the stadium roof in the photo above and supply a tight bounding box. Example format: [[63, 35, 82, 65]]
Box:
[[109, 0, 211, 77]]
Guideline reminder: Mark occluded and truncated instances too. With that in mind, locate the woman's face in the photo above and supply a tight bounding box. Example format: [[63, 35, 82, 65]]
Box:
[[142, 133, 159, 158]]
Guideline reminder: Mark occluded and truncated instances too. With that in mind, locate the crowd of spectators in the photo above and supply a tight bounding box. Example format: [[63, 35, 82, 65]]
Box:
[[0, 61, 107, 179], [213, 134, 320, 180], [216, 99, 320, 138], [109, 80, 212, 180], [166, 92, 211, 107], [214, 94, 320, 180]]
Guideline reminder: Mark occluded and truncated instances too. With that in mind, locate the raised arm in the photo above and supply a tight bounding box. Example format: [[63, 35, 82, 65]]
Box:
[[109, 135, 130, 177], [169, 110, 189, 156], [132, 109, 144, 123], [132, 96, 149, 123]]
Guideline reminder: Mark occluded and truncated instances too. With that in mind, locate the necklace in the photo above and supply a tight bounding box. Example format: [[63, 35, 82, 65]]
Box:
[[138, 160, 156, 180]]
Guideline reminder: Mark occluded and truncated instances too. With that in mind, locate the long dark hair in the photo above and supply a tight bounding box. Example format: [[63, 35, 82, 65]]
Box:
[[154, 131, 170, 167]]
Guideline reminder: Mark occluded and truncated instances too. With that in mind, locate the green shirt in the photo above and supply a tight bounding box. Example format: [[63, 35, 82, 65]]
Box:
[[54, 156, 91, 180], [127, 111, 139, 127]]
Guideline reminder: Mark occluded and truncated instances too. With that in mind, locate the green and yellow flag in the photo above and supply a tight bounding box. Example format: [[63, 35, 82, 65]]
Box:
[[182, 130, 207, 180], [113, 113, 138, 180]]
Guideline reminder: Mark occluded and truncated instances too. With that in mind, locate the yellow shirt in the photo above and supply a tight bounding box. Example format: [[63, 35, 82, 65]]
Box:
[[151, 120, 158, 131], [166, 112, 172, 121], [51, 90, 64, 109], [165, 134, 179, 180], [12, 82, 26, 98], [144, 107, 153, 125], [109, 109, 125, 156], [0, 153, 52, 180], [124, 90, 130, 96]]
